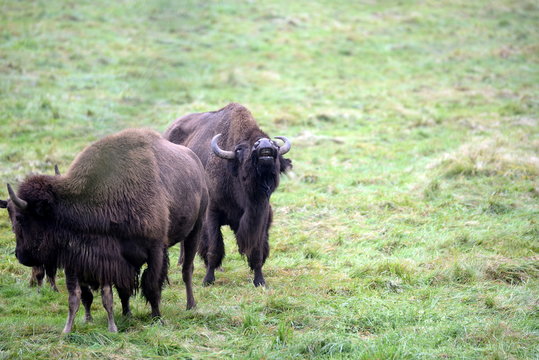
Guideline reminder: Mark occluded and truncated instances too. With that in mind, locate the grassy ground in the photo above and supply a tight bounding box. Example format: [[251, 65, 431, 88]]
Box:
[[1, 0, 538, 358]]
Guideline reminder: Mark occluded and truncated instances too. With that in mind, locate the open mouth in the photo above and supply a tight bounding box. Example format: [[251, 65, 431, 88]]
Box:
[[258, 148, 275, 158]]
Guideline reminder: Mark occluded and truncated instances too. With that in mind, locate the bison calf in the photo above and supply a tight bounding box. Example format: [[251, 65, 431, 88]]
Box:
[[1, 129, 208, 332]]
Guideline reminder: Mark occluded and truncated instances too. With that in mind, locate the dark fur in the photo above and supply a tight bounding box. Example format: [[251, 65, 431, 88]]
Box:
[[1, 200, 58, 291], [3, 129, 208, 332], [164, 103, 292, 286]]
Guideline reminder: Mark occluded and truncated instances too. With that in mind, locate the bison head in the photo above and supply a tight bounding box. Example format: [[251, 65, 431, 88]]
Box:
[[2, 177, 57, 268], [211, 134, 292, 197]]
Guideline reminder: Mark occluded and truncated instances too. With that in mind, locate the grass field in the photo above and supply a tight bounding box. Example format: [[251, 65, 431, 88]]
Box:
[[1, 0, 538, 358]]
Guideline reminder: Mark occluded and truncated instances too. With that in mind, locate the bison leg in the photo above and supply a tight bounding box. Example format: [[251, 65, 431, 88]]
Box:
[[141, 244, 167, 318], [182, 222, 201, 310], [80, 284, 93, 323], [117, 287, 132, 317], [45, 264, 59, 292], [30, 266, 45, 288], [63, 271, 81, 333], [248, 249, 266, 287], [202, 211, 225, 286], [239, 208, 271, 287], [177, 242, 185, 266], [101, 284, 118, 333], [250, 216, 271, 287]]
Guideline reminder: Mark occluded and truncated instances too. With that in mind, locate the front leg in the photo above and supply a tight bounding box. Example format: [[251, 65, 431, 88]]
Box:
[[117, 287, 132, 317], [236, 205, 271, 287], [63, 270, 81, 333], [80, 284, 94, 323], [101, 284, 118, 332]]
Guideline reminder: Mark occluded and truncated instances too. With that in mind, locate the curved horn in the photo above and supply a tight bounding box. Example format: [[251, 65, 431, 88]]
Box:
[[275, 136, 291, 155], [211, 134, 235, 160], [7, 184, 27, 210], [54, 164, 60, 176]]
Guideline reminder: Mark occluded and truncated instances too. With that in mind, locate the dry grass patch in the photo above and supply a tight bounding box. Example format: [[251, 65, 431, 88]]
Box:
[[430, 138, 539, 178], [428, 255, 539, 286], [485, 256, 539, 285]]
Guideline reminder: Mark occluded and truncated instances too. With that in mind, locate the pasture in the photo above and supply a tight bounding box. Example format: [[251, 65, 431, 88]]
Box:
[[0, 0, 538, 358]]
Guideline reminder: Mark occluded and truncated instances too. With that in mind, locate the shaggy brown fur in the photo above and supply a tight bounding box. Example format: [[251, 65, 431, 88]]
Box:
[[3, 129, 208, 332], [164, 103, 292, 287]]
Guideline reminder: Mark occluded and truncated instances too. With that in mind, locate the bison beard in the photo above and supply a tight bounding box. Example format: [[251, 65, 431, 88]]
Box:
[[2, 129, 208, 332], [164, 103, 292, 287]]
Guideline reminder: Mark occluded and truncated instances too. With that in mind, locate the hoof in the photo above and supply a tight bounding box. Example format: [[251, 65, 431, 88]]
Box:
[[108, 324, 118, 333], [186, 301, 197, 310], [202, 274, 215, 286], [253, 278, 266, 287]]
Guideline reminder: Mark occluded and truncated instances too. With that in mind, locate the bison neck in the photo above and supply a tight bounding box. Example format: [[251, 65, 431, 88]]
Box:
[[245, 162, 279, 200]]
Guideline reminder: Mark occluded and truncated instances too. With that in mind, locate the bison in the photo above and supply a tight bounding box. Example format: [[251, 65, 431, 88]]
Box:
[[164, 103, 292, 287], [1, 129, 208, 332]]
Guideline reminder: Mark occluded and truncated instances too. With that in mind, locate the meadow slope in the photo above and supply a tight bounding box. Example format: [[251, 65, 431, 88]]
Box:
[[0, 0, 538, 359]]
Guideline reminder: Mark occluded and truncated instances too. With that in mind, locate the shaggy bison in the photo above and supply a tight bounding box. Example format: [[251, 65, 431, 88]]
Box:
[[1, 129, 208, 332], [164, 103, 292, 287]]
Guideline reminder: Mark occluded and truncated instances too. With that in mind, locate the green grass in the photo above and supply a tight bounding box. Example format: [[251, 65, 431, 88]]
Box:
[[1, 0, 538, 358]]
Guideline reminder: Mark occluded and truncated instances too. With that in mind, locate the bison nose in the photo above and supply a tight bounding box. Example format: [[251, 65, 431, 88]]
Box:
[[256, 139, 277, 159]]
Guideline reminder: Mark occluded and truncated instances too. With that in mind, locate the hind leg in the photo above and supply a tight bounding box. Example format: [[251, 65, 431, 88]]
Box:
[[181, 220, 202, 310], [80, 284, 93, 322], [177, 242, 185, 266], [202, 210, 225, 286], [141, 243, 168, 318]]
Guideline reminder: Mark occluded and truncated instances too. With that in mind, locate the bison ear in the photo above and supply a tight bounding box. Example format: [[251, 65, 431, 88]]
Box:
[[0, 200, 7, 209], [280, 157, 292, 173]]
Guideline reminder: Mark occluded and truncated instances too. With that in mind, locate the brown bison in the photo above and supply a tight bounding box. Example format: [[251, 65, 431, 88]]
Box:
[[1, 129, 208, 332], [164, 103, 292, 287]]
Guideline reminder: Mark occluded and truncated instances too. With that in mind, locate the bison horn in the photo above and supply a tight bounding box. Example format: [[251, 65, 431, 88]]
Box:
[[7, 184, 27, 210], [54, 164, 60, 176], [211, 134, 235, 160], [275, 136, 291, 155]]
